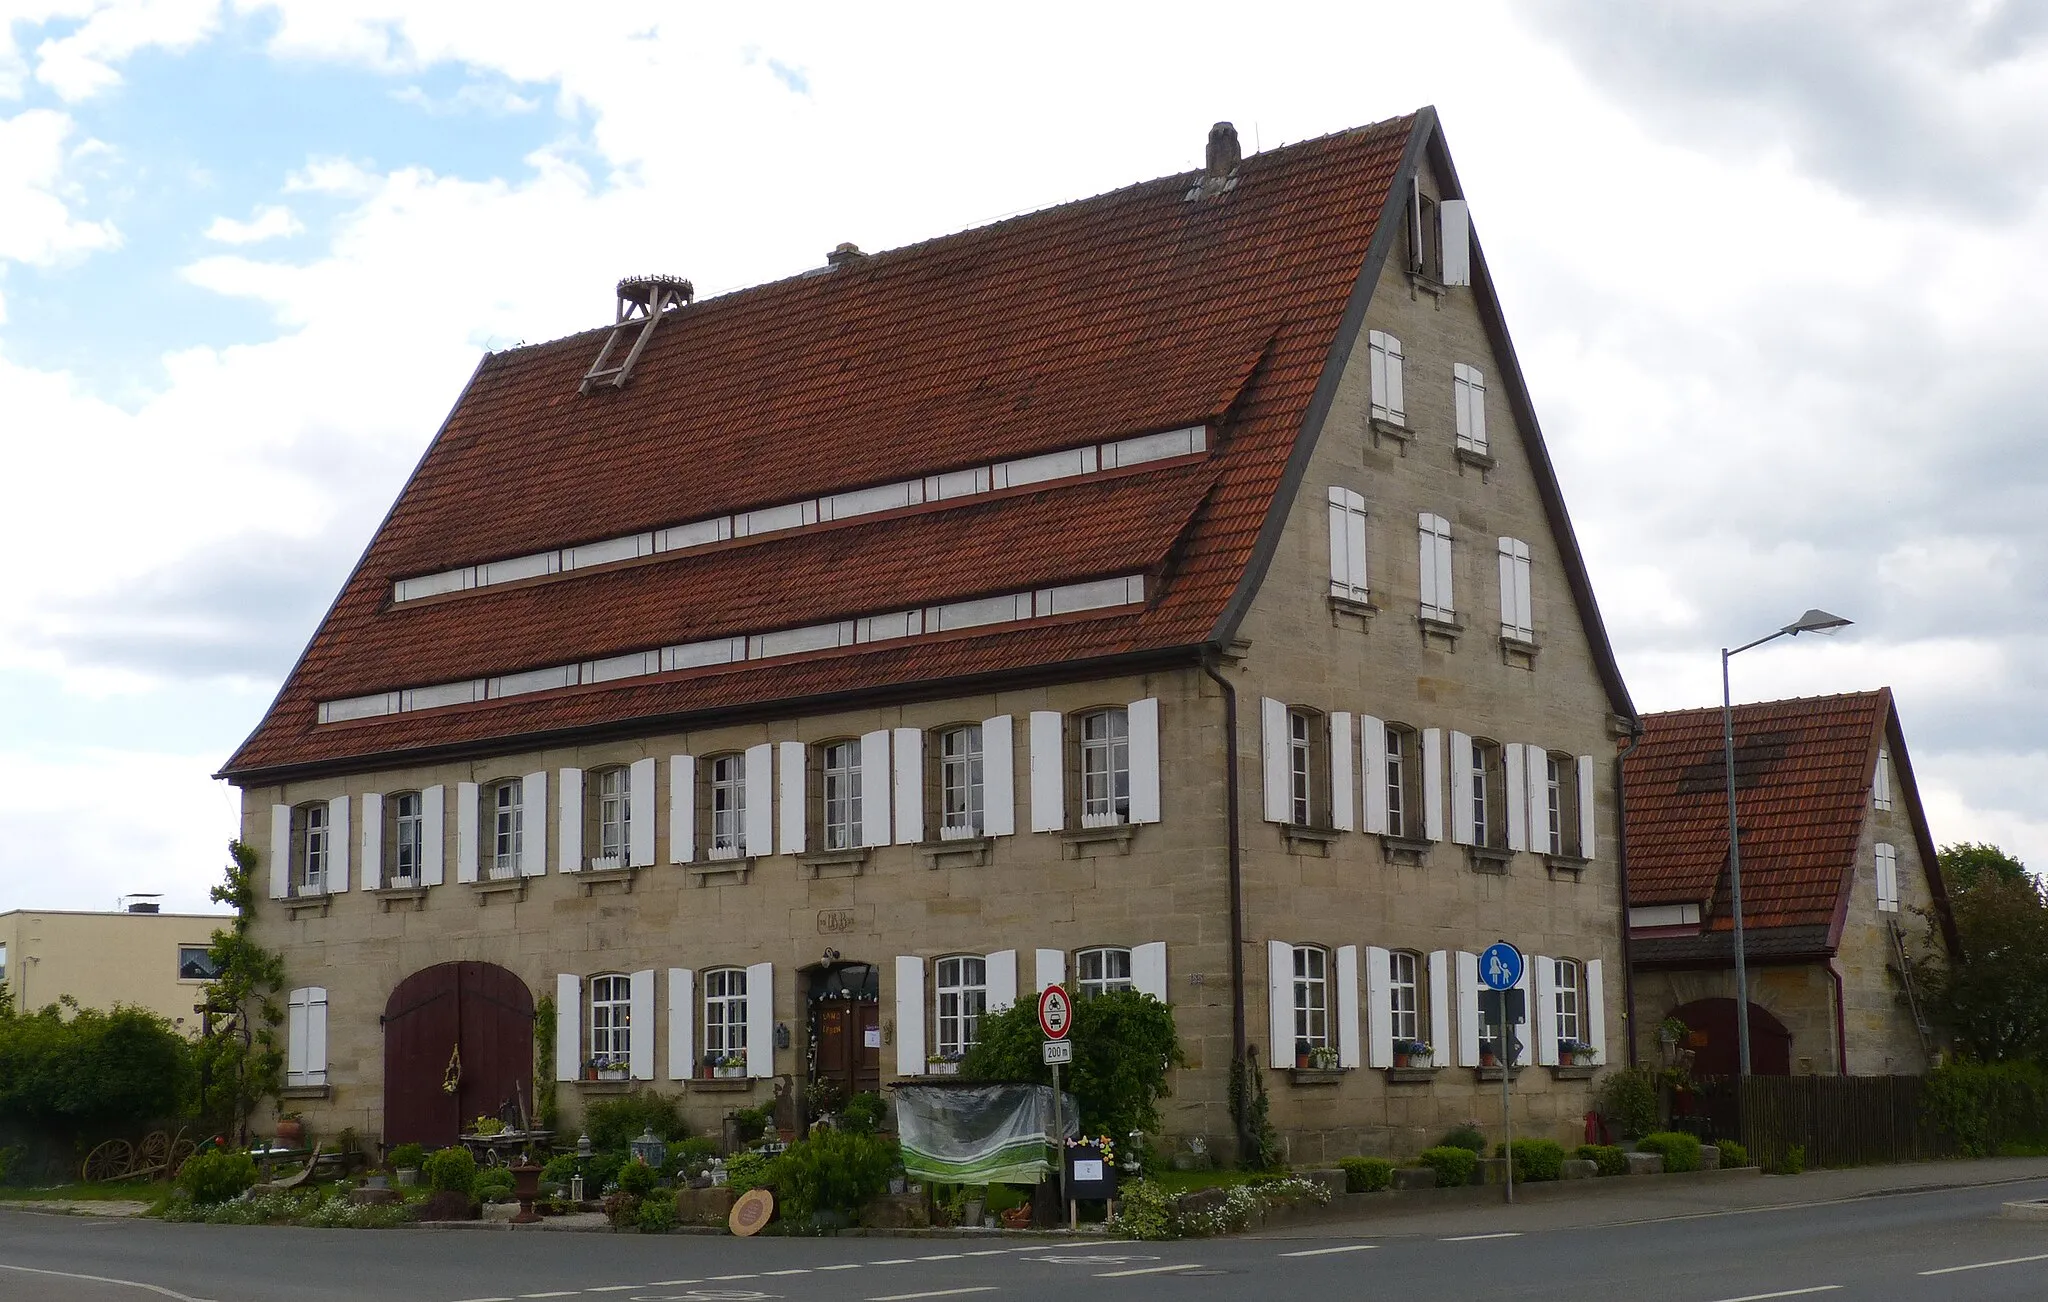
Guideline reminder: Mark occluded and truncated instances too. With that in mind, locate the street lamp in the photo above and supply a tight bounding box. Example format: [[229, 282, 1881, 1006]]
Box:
[[1723, 608, 1853, 1077]]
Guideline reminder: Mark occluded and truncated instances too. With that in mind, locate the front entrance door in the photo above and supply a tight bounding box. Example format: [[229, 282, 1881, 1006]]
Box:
[[383, 962, 535, 1148], [805, 962, 881, 1117]]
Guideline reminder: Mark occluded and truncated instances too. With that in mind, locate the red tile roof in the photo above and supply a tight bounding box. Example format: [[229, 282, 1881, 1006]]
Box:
[[224, 117, 1426, 779], [1625, 691, 1892, 938]]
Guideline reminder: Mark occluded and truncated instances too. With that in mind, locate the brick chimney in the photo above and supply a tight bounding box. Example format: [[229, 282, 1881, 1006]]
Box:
[[1190, 122, 1242, 200]]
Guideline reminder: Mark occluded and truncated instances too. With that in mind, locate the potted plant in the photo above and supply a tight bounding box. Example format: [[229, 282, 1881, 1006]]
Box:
[[275, 1111, 305, 1146], [588, 1055, 628, 1082], [1308, 1045, 1341, 1070], [715, 1051, 747, 1080], [1394, 1038, 1433, 1068], [1559, 1038, 1597, 1066], [928, 1050, 965, 1076], [1295, 1039, 1314, 1070], [1479, 1044, 1499, 1068]]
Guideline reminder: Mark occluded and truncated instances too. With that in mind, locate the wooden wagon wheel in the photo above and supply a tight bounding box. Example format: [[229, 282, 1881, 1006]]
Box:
[[135, 1130, 173, 1173], [81, 1139, 133, 1184], [165, 1138, 198, 1180]]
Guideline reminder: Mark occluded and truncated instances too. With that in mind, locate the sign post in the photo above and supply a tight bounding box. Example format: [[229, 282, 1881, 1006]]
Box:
[[1479, 941, 1525, 1205], [1038, 984, 1073, 1226]]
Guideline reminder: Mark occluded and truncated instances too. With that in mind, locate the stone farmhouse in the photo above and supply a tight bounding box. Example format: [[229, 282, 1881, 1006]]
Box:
[[1623, 690, 1955, 1077], [220, 109, 1641, 1162]]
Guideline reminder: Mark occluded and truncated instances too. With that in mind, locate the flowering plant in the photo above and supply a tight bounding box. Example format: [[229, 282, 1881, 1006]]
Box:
[[1559, 1038, 1596, 1056], [1399, 1039, 1433, 1058], [719, 1051, 746, 1069], [1308, 1045, 1342, 1070]]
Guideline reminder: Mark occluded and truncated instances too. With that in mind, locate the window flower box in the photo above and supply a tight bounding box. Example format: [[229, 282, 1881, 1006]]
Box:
[[926, 1060, 962, 1076]]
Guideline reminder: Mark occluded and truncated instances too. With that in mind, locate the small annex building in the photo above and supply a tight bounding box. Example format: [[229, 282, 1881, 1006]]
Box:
[[220, 110, 1642, 1163], [1623, 689, 1955, 1076]]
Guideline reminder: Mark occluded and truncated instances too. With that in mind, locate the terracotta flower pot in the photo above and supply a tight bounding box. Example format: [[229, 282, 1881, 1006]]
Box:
[[275, 1118, 304, 1145]]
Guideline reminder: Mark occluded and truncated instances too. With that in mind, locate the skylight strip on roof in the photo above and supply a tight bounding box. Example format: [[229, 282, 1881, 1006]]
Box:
[[322, 574, 1148, 724], [389, 427, 1204, 604]]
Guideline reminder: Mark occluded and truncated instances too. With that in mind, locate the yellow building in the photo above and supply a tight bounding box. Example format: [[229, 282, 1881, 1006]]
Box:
[[0, 908, 235, 1034]]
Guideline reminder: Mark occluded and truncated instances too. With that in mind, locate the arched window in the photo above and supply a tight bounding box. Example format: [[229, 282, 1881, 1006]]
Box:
[[937, 724, 985, 838], [702, 967, 748, 1072], [589, 973, 632, 1068], [934, 955, 987, 1059], [1076, 946, 1133, 1000], [1078, 709, 1130, 827]]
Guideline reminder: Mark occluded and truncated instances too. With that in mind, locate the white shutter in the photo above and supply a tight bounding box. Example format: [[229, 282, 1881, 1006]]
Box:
[[1385, 332, 1405, 422], [1035, 948, 1067, 994], [1428, 950, 1451, 1068], [893, 727, 924, 845], [859, 729, 892, 847], [557, 767, 584, 873], [1435, 525, 1456, 616], [776, 742, 804, 854], [746, 962, 773, 1078], [628, 757, 656, 867], [305, 987, 328, 1080], [669, 755, 696, 863], [286, 987, 309, 1083], [1361, 715, 1389, 835], [1330, 712, 1355, 832], [1127, 697, 1161, 824], [1526, 746, 1551, 854], [667, 968, 695, 1081], [1512, 960, 1534, 1067], [1422, 728, 1445, 842], [1328, 488, 1350, 592], [1364, 945, 1393, 1069], [744, 744, 774, 856], [555, 974, 581, 1082], [1505, 743, 1528, 852], [1440, 198, 1471, 285], [982, 715, 1016, 837], [269, 804, 291, 899], [1260, 697, 1290, 823], [1336, 944, 1363, 1070], [985, 950, 1018, 1012], [1368, 331, 1391, 420], [894, 956, 926, 1076], [1132, 941, 1168, 1002], [1498, 538, 1518, 634], [1028, 711, 1064, 832], [629, 969, 656, 1081], [520, 771, 548, 877], [1577, 755, 1598, 860], [1514, 541, 1532, 636], [360, 793, 382, 891], [1449, 730, 1474, 845], [1418, 515, 1440, 619], [421, 785, 445, 886], [1586, 959, 1607, 1064], [1267, 941, 1294, 1069], [1534, 957, 1558, 1066], [326, 797, 350, 894], [1468, 367, 1488, 449], [1877, 843, 1899, 910], [1875, 749, 1893, 810], [1347, 495, 1368, 596], [1456, 951, 1481, 1067]]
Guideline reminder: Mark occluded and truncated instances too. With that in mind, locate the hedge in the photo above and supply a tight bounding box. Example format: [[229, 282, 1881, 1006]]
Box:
[[1636, 1132, 1702, 1173], [1339, 1157, 1394, 1192], [1411, 1145, 1478, 1187]]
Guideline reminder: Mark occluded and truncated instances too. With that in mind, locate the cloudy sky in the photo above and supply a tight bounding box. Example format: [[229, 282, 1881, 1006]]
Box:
[[2, 1, 2042, 914]]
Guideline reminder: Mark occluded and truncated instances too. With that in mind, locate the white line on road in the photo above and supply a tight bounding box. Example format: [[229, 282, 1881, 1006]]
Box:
[[1279, 1244, 1378, 1257], [520, 1293, 581, 1299], [1702, 1288, 1841, 1302], [917, 1254, 964, 1260], [871, 1258, 918, 1265], [0, 1263, 218, 1302], [818, 1264, 865, 1271], [705, 1274, 759, 1280], [866, 1289, 1000, 1301], [1920, 1252, 2048, 1276], [1441, 1232, 1523, 1241], [761, 1268, 813, 1275], [585, 1288, 644, 1293], [1095, 1264, 1206, 1277]]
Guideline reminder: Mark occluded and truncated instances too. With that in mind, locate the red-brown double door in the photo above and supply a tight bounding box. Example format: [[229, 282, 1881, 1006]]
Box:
[[383, 962, 534, 1148], [812, 998, 881, 1102]]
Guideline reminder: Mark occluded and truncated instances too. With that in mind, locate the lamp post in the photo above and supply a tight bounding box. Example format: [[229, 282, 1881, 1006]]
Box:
[[1723, 608, 1853, 1077]]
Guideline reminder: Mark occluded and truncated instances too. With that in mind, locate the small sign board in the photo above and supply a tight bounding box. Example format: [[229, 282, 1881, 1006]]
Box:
[[1064, 1139, 1116, 1201], [1043, 1039, 1073, 1066], [729, 1187, 774, 1236], [1480, 941, 1525, 992], [1039, 984, 1072, 1041]]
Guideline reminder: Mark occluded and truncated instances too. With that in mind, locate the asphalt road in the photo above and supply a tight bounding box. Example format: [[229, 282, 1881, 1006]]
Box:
[[3, 1177, 2048, 1302]]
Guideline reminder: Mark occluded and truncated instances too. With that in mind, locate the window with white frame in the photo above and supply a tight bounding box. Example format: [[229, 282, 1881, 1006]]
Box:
[[178, 945, 220, 982], [822, 739, 863, 850], [1876, 842, 1900, 912], [703, 967, 748, 1067], [1453, 363, 1488, 454], [1469, 738, 1505, 848], [1554, 958, 1583, 1052], [391, 791, 423, 886], [1292, 945, 1330, 1051], [596, 766, 630, 864], [1874, 748, 1894, 811], [488, 778, 523, 879], [1287, 708, 1320, 827], [589, 973, 632, 1067], [1079, 708, 1131, 826], [709, 753, 747, 857], [1546, 752, 1582, 857], [1389, 950, 1422, 1044], [1385, 723, 1423, 840], [1498, 537, 1533, 641], [939, 725, 984, 837], [1327, 487, 1369, 601], [935, 955, 987, 1058], [1077, 946, 1134, 1000], [1418, 513, 1455, 621], [1368, 330, 1405, 425], [294, 803, 328, 893]]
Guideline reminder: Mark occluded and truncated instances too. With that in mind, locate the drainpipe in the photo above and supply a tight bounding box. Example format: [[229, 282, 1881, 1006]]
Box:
[[1614, 723, 1645, 1067], [1828, 958, 1849, 1076], [1200, 650, 1248, 1146]]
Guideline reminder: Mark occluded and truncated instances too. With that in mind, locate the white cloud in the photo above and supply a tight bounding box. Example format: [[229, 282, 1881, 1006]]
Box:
[[30, 0, 220, 101], [202, 202, 302, 244], [0, 107, 118, 264]]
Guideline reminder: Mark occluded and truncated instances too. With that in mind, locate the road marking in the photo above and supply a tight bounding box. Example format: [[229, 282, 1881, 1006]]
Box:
[[917, 1254, 964, 1261], [866, 1290, 1000, 1301], [1279, 1244, 1378, 1257], [818, 1264, 865, 1271], [589, 1289, 645, 1294], [521, 1294, 581, 1299], [960, 1249, 1014, 1256], [1920, 1252, 2048, 1276], [1702, 1288, 1841, 1302], [1442, 1232, 1522, 1241], [0, 1264, 220, 1302], [871, 1258, 918, 1265], [761, 1269, 812, 1276], [647, 1282, 703, 1287], [705, 1275, 759, 1281], [1095, 1264, 1205, 1277]]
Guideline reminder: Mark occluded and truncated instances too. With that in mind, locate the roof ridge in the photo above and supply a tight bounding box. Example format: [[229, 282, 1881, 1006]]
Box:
[[1640, 687, 1891, 720]]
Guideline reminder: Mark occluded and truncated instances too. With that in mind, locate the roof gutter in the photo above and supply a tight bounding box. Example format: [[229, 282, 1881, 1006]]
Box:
[[1200, 647, 1251, 1159]]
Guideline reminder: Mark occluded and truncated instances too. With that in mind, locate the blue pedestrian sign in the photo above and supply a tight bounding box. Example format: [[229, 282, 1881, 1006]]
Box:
[[1480, 941, 1524, 992]]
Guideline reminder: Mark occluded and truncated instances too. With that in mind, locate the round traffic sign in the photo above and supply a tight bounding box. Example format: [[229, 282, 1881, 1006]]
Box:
[[1480, 941, 1524, 992], [1039, 984, 1072, 1040]]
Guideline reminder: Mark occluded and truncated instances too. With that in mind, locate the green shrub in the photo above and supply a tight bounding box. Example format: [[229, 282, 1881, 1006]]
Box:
[[175, 1148, 258, 1205], [585, 1151, 625, 1193], [1412, 1146, 1478, 1187], [422, 1146, 477, 1195], [1575, 1144, 1628, 1177], [1923, 1060, 2048, 1158], [635, 1188, 678, 1233], [1598, 1068, 1660, 1140], [1108, 1178, 1177, 1240], [984, 1183, 1028, 1214], [959, 989, 1187, 1140], [539, 1154, 578, 1186], [616, 1157, 659, 1196], [387, 1143, 426, 1171], [666, 1137, 718, 1176], [1339, 1157, 1394, 1192], [473, 1168, 515, 1203], [1501, 1138, 1566, 1182], [840, 1092, 887, 1136], [585, 1090, 685, 1151], [1716, 1140, 1750, 1169], [0, 1003, 192, 1133], [773, 1132, 899, 1223], [1636, 1132, 1702, 1173], [1774, 1143, 1806, 1175], [725, 1149, 778, 1194], [1438, 1124, 1487, 1153], [731, 1104, 775, 1144]]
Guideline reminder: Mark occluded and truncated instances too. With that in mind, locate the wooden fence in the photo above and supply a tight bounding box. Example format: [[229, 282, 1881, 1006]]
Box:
[[1678, 1075, 1957, 1168]]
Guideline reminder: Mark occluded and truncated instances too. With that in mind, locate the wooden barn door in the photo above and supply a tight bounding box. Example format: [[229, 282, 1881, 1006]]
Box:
[[382, 962, 534, 1148]]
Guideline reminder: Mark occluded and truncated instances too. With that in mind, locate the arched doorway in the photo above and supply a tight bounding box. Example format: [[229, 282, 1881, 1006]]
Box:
[[1669, 997, 1794, 1076], [804, 961, 880, 1119], [383, 962, 534, 1148]]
